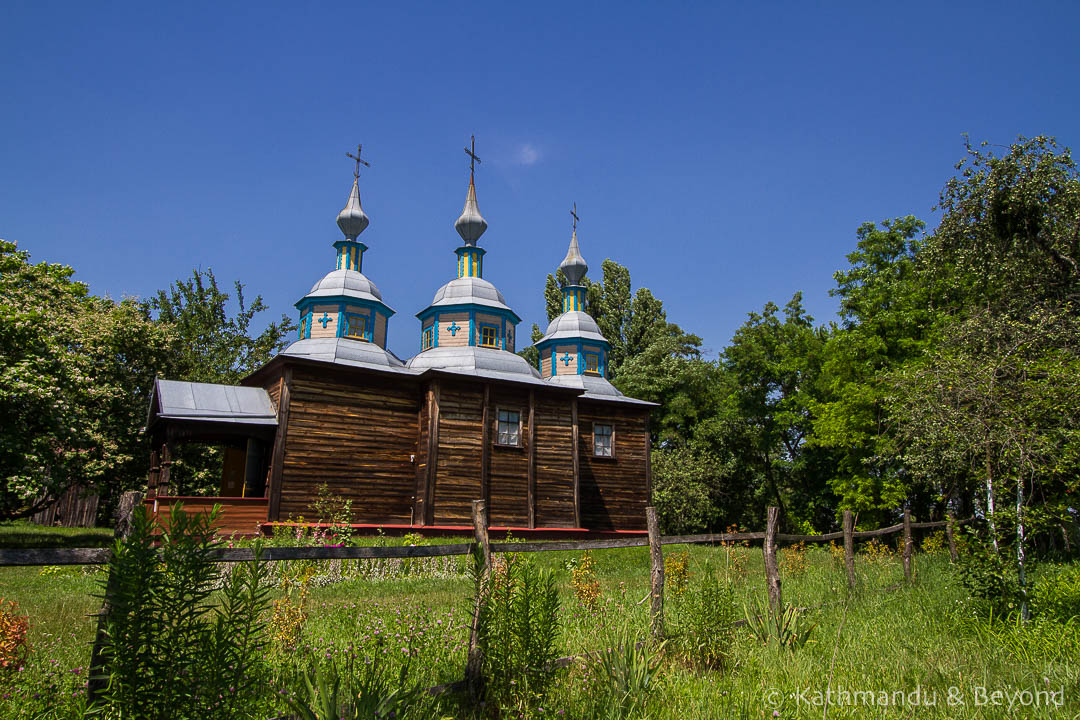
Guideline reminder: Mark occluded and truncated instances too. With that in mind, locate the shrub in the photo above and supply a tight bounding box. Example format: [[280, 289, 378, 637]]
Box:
[[476, 551, 561, 706], [286, 654, 427, 720], [954, 534, 1023, 616], [97, 504, 272, 720], [587, 620, 665, 719], [0, 599, 30, 674], [743, 600, 816, 650], [921, 530, 948, 555], [861, 538, 894, 563], [672, 562, 737, 669], [779, 542, 810, 576], [1032, 565, 1080, 623], [664, 550, 690, 597], [270, 569, 312, 650], [571, 550, 602, 611]]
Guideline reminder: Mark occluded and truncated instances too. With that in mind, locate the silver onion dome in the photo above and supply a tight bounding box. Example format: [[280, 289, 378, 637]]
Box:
[[336, 178, 370, 240], [559, 228, 588, 285], [454, 176, 487, 246]]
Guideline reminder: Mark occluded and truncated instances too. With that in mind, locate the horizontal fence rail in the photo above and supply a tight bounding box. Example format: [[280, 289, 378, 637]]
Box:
[[0, 517, 970, 567]]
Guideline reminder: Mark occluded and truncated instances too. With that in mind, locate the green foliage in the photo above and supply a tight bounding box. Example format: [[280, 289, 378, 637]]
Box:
[[671, 561, 737, 669], [743, 600, 816, 650], [586, 621, 665, 719], [97, 504, 272, 719], [953, 532, 1024, 616], [1031, 565, 1080, 623], [286, 656, 427, 720], [0, 240, 172, 520], [477, 552, 561, 705]]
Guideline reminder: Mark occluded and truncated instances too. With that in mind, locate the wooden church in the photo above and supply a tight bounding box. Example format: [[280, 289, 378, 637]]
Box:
[[144, 144, 655, 535]]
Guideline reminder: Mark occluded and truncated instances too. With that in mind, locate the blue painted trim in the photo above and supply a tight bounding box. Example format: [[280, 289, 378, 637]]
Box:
[[297, 295, 395, 319], [468, 310, 476, 347], [415, 302, 521, 326], [434, 312, 440, 348]]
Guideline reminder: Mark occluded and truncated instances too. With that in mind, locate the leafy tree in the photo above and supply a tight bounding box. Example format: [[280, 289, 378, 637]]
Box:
[[0, 240, 171, 520], [146, 269, 295, 495], [148, 268, 295, 385], [722, 293, 833, 531], [927, 135, 1080, 313], [808, 217, 941, 521]]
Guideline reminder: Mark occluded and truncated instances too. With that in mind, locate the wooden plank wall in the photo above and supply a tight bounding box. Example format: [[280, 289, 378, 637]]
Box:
[[533, 396, 577, 528], [488, 385, 530, 526], [147, 497, 268, 536], [278, 367, 420, 523], [432, 382, 483, 524], [31, 484, 99, 528], [578, 403, 650, 531]]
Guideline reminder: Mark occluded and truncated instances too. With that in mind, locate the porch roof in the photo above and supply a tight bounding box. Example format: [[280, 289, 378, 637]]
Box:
[[147, 379, 278, 428]]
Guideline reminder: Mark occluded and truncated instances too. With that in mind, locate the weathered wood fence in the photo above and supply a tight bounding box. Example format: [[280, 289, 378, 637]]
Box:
[[0, 497, 969, 702]]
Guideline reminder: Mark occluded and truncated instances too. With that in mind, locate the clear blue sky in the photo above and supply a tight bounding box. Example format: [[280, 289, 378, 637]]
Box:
[[3, 1, 1078, 360]]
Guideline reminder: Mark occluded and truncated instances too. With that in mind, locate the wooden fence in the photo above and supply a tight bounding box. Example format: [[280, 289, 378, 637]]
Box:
[[0, 493, 969, 703]]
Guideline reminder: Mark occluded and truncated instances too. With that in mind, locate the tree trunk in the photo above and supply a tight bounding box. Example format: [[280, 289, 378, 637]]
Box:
[[1016, 472, 1029, 621]]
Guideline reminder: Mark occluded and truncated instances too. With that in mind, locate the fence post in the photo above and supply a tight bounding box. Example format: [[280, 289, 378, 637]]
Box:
[[946, 513, 958, 563], [646, 506, 664, 641], [903, 509, 913, 583], [88, 490, 143, 703], [465, 499, 491, 699], [763, 506, 782, 615], [843, 509, 856, 590]]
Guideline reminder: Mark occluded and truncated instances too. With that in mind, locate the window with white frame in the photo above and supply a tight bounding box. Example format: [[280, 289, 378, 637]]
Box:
[[593, 423, 613, 457], [497, 409, 521, 446]]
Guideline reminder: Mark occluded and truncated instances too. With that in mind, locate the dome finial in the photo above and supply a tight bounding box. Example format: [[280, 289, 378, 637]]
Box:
[[455, 135, 488, 246], [559, 202, 588, 285], [337, 144, 370, 240]]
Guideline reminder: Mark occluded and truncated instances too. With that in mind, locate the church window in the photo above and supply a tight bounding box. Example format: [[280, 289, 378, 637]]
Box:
[[346, 315, 367, 340], [480, 325, 499, 348], [593, 423, 613, 457], [299, 314, 310, 339], [584, 353, 600, 374], [497, 409, 521, 446], [423, 326, 434, 350]]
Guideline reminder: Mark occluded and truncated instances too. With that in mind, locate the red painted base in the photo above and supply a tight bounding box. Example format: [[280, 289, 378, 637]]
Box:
[[259, 521, 646, 540]]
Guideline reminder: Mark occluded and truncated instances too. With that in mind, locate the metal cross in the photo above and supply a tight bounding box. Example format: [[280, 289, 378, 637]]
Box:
[[447, 321, 461, 337], [318, 312, 332, 328], [561, 352, 573, 366], [571, 203, 579, 232], [346, 144, 370, 179], [464, 135, 481, 175]]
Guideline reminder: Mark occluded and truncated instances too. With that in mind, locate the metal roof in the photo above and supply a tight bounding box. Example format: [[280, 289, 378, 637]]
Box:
[[336, 177, 370, 240], [536, 311, 608, 345], [454, 175, 487, 246], [559, 228, 588, 285], [300, 268, 391, 309], [406, 346, 548, 386], [150, 379, 279, 425], [543, 373, 658, 406], [281, 337, 410, 372], [426, 276, 513, 313]]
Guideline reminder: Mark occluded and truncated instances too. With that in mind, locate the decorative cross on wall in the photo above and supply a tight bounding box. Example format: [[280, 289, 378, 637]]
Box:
[[448, 321, 461, 336], [561, 352, 573, 366], [318, 312, 332, 328]]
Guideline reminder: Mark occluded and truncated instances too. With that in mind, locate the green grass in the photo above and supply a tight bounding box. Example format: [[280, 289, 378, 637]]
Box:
[[0, 521, 113, 549], [0, 539, 1077, 719]]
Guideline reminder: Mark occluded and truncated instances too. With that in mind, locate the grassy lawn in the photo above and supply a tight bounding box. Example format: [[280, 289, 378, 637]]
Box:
[[0, 521, 114, 549], [0, 536, 1077, 718]]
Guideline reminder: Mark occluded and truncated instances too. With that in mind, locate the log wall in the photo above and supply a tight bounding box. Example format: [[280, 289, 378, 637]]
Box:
[[432, 382, 484, 524], [488, 385, 530, 526], [578, 402, 650, 530], [533, 396, 577, 528], [277, 367, 420, 523]]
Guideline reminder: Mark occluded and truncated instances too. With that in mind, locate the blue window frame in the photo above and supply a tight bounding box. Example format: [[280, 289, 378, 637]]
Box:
[[422, 326, 434, 350]]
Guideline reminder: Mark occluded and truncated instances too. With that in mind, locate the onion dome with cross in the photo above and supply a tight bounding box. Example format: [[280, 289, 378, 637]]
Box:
[[534, 207, 632, 401], [407, 137, 538, 381], [281, 146, 405, 370]]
